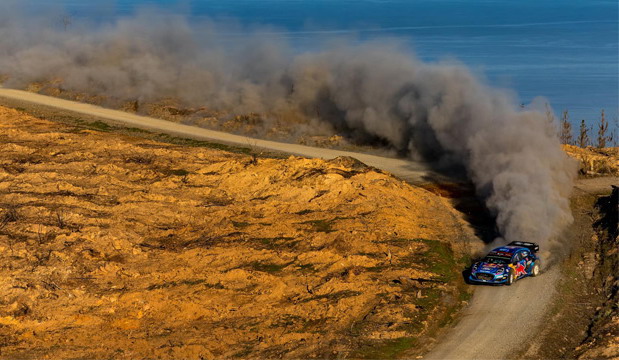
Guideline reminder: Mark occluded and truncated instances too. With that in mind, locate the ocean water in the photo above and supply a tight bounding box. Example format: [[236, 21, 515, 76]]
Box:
[[18, 0, 619, 126]]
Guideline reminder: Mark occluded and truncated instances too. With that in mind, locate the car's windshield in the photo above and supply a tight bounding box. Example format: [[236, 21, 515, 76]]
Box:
[[483, 256, 510, 264]]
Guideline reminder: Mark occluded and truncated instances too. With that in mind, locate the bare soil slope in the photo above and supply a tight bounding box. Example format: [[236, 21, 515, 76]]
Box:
[[574, 185, 618, 359], [0, 107, 475, 359]]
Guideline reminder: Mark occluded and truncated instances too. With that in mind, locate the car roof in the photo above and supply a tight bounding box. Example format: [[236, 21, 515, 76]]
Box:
[[488, 246, 525, 256]]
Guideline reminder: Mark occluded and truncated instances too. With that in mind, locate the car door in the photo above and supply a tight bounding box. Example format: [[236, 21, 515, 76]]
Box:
[[521, 250, 533, 272], [513, 251, 527, 278]]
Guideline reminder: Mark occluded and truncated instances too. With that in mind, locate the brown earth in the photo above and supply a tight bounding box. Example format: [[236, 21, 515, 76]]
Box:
[[0, 106, 477, 359]]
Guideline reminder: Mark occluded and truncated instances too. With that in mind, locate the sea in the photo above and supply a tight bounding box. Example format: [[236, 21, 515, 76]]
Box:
[[17, 0, 619, 127]]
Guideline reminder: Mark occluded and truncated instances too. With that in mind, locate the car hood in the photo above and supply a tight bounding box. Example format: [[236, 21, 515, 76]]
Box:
[[474, 262, 507, 274]]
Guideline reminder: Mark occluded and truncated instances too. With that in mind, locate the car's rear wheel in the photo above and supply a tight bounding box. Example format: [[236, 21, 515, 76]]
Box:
[[506, 270, 515, 286], [531, 263, 540, 277]]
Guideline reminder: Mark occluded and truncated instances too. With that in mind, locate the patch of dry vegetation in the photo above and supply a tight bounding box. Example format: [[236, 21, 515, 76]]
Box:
[[563, 145, 619, 176], [0, 106, 475, 359]]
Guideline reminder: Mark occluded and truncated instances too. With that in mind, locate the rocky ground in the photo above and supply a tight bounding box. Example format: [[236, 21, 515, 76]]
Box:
[[0, 106, 477, 359]]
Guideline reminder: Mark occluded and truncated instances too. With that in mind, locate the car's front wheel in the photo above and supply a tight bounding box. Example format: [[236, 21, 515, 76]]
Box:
[[531, 263, 540, 277], [506, 270, 515, 286]]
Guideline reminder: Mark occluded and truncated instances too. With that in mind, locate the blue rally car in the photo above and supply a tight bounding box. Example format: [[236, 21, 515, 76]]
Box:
[[469, 241, 541, 285]]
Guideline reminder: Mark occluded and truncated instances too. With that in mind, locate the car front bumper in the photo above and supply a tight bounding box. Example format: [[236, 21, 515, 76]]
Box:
[[469, 272, 509, 284]]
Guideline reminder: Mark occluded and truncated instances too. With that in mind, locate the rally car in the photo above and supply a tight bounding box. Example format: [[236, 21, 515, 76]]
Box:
[[468, 241, 541, 285]]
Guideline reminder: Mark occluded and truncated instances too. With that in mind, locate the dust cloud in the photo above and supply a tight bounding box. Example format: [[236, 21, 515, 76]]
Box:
[[0, 7, 578, 250]]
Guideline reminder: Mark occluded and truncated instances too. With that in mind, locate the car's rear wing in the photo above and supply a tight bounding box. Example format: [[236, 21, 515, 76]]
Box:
[[508, 241, 539, 253]]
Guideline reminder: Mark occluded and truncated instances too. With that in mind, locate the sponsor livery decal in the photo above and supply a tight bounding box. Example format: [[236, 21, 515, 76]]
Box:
[[516, 262, 526, 276]]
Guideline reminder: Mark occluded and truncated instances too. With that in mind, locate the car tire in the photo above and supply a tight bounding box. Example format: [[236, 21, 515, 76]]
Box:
[[531, 263, 540, 277], [506, 270, 514, 286]]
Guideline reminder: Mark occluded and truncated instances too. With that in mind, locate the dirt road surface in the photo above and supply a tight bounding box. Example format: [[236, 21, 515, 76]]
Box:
[[0, 87, 571, 359], [425, 268, 560, 359]]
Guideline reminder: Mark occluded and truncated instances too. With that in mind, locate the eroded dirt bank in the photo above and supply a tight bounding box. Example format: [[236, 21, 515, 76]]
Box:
[[521, 178, 618, 359], [0, 107, 477, 359], [575, 185, 619, 359]]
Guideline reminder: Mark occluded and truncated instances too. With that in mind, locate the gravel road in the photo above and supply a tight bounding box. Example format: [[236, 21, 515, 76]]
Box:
[[425, 268, 559, 360], [0, 88, 435, 184]]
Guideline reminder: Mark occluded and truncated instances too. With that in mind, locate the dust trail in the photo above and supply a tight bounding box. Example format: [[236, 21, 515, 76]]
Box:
[[0, 8, 578, 250]]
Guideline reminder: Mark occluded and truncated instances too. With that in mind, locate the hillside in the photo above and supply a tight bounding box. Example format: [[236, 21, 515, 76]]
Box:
[[0, 106, 476, 359]]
